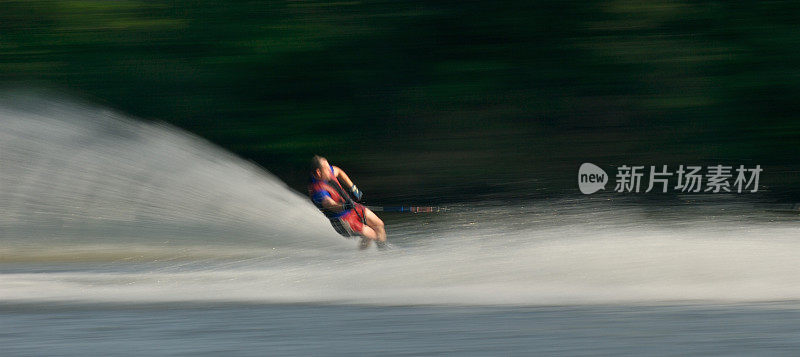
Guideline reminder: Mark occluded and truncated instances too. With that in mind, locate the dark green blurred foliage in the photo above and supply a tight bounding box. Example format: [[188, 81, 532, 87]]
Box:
[[1, 1, 798, 201]]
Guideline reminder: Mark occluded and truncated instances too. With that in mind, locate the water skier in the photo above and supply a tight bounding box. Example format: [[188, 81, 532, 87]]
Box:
[[308, 155, 387, 249]]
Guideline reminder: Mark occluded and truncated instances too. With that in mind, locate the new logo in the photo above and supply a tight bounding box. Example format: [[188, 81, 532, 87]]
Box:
[[578, 163, 608, 194]]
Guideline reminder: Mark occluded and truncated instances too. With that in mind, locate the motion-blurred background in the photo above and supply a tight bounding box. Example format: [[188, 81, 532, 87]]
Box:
[[2, 1, 798, 202]]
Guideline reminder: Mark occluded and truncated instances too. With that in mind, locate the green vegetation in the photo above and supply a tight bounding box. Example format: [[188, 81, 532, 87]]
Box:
[[2, 1, 798, 201]]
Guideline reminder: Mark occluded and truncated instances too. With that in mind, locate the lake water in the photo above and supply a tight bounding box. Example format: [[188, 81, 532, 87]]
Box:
[[1, 96, 799, 355]]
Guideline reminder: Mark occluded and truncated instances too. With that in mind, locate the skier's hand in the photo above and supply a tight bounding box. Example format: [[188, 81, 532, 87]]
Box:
[[350, 185, 363, 201]]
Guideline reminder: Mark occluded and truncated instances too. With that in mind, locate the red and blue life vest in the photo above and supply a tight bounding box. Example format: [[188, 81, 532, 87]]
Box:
[[308, 165, 348, 219]]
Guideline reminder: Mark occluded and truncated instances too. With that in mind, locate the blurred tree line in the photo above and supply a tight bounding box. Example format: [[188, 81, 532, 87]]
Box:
[[1, 0, 798, 202]]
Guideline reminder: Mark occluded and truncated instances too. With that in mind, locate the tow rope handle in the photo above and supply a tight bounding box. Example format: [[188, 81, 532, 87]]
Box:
[[328, 179, 366, 224]]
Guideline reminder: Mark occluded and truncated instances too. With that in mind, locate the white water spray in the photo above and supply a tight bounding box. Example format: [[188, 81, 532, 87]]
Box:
[[0, 93, 339, 255]]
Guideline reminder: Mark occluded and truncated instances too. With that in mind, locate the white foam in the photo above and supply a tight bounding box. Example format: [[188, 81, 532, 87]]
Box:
[[3, 220, 800, 306]]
